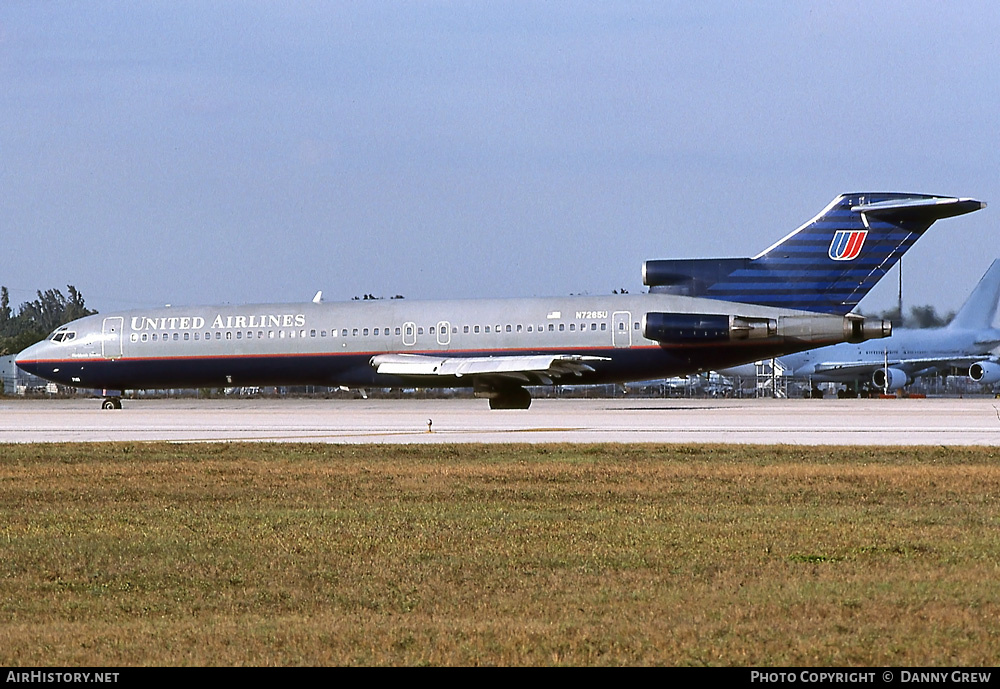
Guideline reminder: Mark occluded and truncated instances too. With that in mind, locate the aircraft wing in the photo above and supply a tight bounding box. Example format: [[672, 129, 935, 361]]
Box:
[[809, 356, 987, 377], [370, 353, 610, 385]]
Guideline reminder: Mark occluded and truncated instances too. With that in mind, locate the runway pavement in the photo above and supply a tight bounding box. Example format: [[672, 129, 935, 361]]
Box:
[[1, 396, 999, 444]]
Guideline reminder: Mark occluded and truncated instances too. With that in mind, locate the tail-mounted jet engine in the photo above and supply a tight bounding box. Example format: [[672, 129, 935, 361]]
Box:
[[641, 312, 891, 346]]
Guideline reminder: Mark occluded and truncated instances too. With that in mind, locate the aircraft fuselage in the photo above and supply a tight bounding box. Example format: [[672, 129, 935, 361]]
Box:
[[15, 292, 878, 395]]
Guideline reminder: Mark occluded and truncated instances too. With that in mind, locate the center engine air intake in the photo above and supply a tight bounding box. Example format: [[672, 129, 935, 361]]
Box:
[[642, 313, 775, 343]]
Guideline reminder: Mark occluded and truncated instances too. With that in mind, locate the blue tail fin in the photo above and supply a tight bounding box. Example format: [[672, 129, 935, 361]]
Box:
[[948, 259, 1000, 331], [644, 192, 985, 314]]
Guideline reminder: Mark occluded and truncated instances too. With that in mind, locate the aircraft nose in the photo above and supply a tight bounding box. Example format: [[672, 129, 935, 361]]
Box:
[[14, 341, 45, 375]]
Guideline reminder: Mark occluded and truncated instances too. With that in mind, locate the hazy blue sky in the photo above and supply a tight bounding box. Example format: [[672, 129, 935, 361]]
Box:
[[2, 1, 998, 317]]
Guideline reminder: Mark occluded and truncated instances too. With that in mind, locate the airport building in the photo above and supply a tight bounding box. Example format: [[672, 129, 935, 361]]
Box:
[[0, 355, 54, 395]]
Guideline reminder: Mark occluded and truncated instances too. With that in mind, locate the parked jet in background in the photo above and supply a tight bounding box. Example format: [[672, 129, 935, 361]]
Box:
[[16, 192, 983, 409], [719, 259, 1000, 396]]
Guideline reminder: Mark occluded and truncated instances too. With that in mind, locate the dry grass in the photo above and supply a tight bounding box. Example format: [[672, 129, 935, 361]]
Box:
[[1, 443, 999, 666]]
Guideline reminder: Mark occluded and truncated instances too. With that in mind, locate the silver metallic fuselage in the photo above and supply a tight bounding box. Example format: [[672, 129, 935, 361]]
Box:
[[15, 292, 885, 394]]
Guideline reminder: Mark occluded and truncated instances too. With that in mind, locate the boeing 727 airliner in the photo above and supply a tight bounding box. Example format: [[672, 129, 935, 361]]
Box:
[[15, 192, 984, 409]]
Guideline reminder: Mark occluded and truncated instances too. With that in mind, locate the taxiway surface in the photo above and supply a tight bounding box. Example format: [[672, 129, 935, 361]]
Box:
[[1, 397, 999, 444]]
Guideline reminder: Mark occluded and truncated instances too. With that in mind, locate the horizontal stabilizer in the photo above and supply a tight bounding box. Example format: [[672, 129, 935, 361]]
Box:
[[852, 196, 986, 223]]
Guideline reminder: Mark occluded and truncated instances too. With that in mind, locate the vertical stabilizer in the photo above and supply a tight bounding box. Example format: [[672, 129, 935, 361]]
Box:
[[948, 259, 1000, 331], [644, 193, 985, 315]]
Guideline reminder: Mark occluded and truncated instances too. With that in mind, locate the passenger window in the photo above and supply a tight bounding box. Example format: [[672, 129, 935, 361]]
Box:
[[184, 333, 190, 341], [363, 328, 369, 336], [311, 329, 317, 337], [173, 333, 179, 341], [505, 325, 512, 333], [559, 324, 565, 331], [226, 332, 232, 340], [474, 325, 480, 333], [570, 324, 575, 331], [464, 326, 470, 333]]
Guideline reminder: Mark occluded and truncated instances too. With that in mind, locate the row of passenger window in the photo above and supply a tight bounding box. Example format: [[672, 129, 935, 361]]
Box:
[[128, 321, 644, 343], [131, 330, 312, 343]]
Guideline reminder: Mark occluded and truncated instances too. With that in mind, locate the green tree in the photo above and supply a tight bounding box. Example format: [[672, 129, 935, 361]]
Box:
[[0, 287, 9, 325], [0, 285, 96, 355], [865, 304, 955, 329]]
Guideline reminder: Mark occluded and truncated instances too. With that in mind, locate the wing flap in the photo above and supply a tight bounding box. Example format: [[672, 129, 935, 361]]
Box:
[[370, 353, 610, 380]]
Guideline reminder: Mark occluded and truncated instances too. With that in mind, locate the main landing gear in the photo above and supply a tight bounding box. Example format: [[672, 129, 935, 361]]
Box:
[[101, 390, 123, 410], [480, 385, 532, 410]]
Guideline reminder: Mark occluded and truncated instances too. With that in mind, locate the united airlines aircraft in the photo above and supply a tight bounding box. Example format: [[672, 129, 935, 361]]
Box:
[[15, 192, 984, 409]]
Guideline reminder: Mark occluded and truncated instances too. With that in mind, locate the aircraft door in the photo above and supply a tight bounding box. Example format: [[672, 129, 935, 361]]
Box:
[[402, 321, 417, 347], [612, 311, 631, 348], [436, 320, 451, 348], [102, 317, 124, 359]]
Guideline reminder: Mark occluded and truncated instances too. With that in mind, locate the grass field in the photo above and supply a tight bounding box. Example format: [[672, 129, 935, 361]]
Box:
[[1, 442, 999, 666]]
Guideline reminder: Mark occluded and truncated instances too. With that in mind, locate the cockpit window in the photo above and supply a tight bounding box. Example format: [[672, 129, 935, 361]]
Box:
[[49, 329, 76, 343]]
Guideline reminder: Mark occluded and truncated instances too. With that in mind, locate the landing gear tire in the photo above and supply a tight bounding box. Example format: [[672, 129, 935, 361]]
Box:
[[102, 397, 122, 410], [488, 388, 532, 410]]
